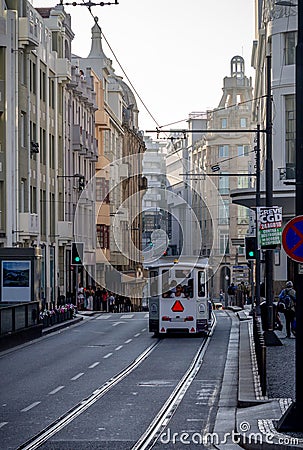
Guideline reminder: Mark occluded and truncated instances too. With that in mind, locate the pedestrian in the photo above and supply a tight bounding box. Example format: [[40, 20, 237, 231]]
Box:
[[108, 292, 115, 313], [95, 286, 102, 311], [227, 283, 236, 306], [101, 289, 108, 312], [125, 297, 132, 312], [278, 281, 296, 338], [86, 285, 95, 311], [77, 283, 84, 310]]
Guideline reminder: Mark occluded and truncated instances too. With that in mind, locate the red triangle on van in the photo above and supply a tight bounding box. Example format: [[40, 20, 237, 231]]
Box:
[[171, 300, 184, 312]]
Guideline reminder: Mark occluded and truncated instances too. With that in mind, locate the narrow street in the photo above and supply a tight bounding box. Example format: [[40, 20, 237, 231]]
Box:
[[0, 312, 232, 450]]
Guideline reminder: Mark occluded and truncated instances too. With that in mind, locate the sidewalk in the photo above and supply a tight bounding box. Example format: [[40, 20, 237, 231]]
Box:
[[229, 307, 303, 450]]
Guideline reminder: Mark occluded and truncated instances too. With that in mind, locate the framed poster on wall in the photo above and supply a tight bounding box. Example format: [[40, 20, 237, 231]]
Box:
[[1, 260, 31, 302]]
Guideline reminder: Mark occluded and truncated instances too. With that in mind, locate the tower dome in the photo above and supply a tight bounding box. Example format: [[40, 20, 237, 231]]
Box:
[[231, 56, 245, 78]]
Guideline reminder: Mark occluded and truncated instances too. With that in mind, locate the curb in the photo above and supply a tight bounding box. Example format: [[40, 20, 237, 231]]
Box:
[[41, 315, 83, 335]]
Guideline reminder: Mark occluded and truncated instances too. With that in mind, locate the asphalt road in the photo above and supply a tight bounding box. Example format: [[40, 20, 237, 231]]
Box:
[[0, 311, 231, 450]]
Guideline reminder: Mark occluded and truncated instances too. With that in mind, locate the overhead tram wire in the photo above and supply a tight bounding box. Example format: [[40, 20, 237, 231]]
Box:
[[80, 0, 161, 130], [79, 1, 259, 179], [79, 0, 195, 175]]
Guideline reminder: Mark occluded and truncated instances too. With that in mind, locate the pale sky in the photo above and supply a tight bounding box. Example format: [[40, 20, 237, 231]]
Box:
[[32, 0, 255, 132]]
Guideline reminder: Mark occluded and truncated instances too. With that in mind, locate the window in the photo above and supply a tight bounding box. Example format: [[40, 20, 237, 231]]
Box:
[[237, 145, 249, 157], [219, 199, 229, 225], [219, 231, 229, 255], [198, 271, 206, 297], [237, 171, 249, 189], [96, 177, 110, 203], [219, 145, 229, 157], [237, 205, 249, 225], [96, 224, 110, 249], [285, 31, 297, 66], [221, 118, 227, 129], [20, 112, 26, 147], [49, 79, 55, 108], [30, 61, 36, 94], [285, 94, 295, 165], [240, 118, 247, 128], [219, 172, 229, 194]]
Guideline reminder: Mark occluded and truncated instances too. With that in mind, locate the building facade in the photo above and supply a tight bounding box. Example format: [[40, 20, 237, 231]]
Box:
[[231, 1, 297, 292]]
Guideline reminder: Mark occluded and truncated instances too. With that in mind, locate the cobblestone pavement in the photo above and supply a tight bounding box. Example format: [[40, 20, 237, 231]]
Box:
[[266, 313, 296, 400]]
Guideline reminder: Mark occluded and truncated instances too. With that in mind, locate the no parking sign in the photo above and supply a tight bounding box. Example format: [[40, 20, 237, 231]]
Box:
[[282, 215, 303, 262]]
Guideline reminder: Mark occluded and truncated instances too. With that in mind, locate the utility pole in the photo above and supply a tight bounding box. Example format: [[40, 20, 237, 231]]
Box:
[[278, 0, 303, 432], [255, 124, 261, 314], [263, 55, 281, 346]]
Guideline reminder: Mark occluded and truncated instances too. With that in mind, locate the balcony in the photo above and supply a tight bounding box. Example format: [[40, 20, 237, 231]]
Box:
[[57, 221, 73, 242], [56, 58, 72, 82], [19, 213, 39, 236], [0, 80, 4, 113], [18, 18, 39, 48]]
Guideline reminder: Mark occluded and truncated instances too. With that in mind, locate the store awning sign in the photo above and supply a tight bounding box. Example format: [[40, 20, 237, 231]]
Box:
[[257, 206, 282, 249]]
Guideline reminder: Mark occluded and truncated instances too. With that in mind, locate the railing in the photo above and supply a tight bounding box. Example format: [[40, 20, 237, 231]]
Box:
[[0, 301, 39, 336], [252, 311, 267, 396]]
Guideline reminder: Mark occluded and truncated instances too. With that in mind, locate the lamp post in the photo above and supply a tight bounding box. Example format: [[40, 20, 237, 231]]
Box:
[[277, 0, 303, 432]]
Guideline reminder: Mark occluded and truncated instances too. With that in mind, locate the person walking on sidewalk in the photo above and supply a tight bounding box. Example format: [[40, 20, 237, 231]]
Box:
[[278, 280, 296, 338]]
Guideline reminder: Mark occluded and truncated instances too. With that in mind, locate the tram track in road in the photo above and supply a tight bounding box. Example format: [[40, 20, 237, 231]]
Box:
[[16, 340, 160, 450], [131, 314, 217, 450]]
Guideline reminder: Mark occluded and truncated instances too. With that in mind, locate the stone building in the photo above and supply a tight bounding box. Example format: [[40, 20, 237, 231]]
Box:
[[189, 57, 255, 298], [77, 18, 146, 307], [0, 1, 98, 305]]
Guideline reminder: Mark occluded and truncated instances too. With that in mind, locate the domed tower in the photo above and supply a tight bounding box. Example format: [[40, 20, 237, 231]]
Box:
[[231, 55, 245, 79]]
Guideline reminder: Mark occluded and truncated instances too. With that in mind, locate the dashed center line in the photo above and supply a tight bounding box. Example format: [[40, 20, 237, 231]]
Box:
[[21, 402, 41, 412], [141, 328, 147, 332], [89, 362, 100, 369], [115, 345, 123, 351], [0, 422, 8, 429], [124, 339, 132, 344], [103, 352, 113, 359], [71, 373, 84, 381], [48, 386, 64, 395], [134, 333, 141, 337]]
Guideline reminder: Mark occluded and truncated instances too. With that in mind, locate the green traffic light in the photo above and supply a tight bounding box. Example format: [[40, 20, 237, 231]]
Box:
[[74, 256, 80, 262], [248, 251, 254, 257]]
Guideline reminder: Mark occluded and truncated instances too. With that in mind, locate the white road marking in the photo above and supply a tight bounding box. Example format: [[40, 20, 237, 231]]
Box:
[[71, 373, 84, 381], [141, 328, 147, 332], [89, 362, 100, 369], [21, 402, 41, 412], [120, 314, 134, 319], [48, 386, 64, 395], [115, 345, 123, 351], [103, 352, 113, 359], [96, 315, 111, 319], [134, 333, 141, 337], [124, 339, 132, 344], [112, 321, 125, 327], [0, 422, 8, 429], [144, 314, 149, 318]]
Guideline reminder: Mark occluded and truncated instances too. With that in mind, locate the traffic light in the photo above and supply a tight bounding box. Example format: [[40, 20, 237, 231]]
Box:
[[71, 242, 84, 265], [245, 236, 256, 260], [78, 175, 85, 191]]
